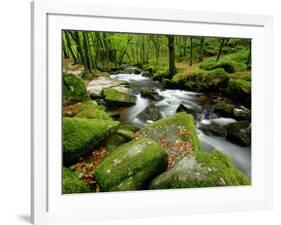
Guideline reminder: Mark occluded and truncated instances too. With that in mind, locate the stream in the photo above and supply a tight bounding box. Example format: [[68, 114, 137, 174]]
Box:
[[110, 71, 251, 179]]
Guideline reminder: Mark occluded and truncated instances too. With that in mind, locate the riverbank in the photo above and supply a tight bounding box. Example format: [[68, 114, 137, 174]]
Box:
[[62, 60, 251, 193]]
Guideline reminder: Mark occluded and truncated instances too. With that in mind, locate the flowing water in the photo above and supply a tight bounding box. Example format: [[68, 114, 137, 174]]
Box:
[[110, 71, 251, 179]]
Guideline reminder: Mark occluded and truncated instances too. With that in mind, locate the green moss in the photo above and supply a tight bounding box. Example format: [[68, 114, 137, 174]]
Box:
[[73, 101, 112, 120], [102, 88, 136, 107], [225, 120, 251, 146], [63, 73, 90, 105], [120, 123, 140, 132], [224, 79, 251, 106], [141, 112, 201, 153], [63, 167, 92, 194], [116, 129, 135, 141], [94, 137, 168, 192], [214, 102, 235, 117], [63, 117, 120, 165], [149, 150, 250, 189]]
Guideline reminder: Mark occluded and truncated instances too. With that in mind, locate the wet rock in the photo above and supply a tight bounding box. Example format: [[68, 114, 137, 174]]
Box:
[[149, 150, 250, 189], [234, 108, 251, 121], [137, 104, 162, 121], [214, 101, 235, 118], [225, 120, 251, 146], [199, 120, 226, 136], [140, 87, 164, 101], [94, 137, 168, 191], [122, 67, 142, 74], [176, 104, 196, 115]]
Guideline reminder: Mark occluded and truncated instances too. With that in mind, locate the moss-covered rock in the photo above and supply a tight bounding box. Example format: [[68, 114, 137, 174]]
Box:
[[137, 104, 162, 122], [63, 168, 92, 194], [63, 73, 90, 105], [200, 60, 235, 73], [141, 112, 201, 154], [63, 101, 112, 120], [214, 102, 235, 118], [224, 79, 251, 107], [225, 120, 251, 146], [63, 117, 120, 165], [140, 87, 163, 101], [94, 137, 168, 191], [150, 150, 250, 189], [102, 88, 136, 107]]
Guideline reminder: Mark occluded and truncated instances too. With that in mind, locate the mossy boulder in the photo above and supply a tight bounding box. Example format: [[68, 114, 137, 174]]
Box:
[[225, 120, 251, 146], [63, 101, 112, 120], [141, 112, 200, 153], [214, 102, 235, 118], [94, 137, 168, 192], [224, 79, 251, 107], [140, 87, 163, 101], [137, 104, 162, 122], [63, 117, 120, 165], [63, 168, 91, 194], [63, 73, 90, 105], [102, 88, 136, 107], [150, 150, 250, 189]]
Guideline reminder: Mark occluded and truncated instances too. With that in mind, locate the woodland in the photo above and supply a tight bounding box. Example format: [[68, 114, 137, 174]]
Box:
[[62, 31, 251, 193]]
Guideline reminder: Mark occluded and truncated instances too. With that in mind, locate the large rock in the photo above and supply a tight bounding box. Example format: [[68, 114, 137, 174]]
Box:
[[150, 150, 250, 189], [87, 76, 128, 98], [63, 101, 112, 120], [137, 104, 162, 122], [63, 117, 120, 165], [214, 101, 235, 118], [63, 168, 92, 194], [94, 137, 168, 191], [199, 118, 236, 136], [224, 79, 251, 107], [63, 73, 90, 105], [140, 87, 164, 101], [140, 113, 201, 169], [225, 120, 251, 146], [102, 88, 136, 107]]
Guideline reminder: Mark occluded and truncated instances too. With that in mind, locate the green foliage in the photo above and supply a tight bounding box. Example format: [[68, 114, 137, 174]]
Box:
[[63, 168, 92, 194], [94, 137, 168, 191], [63, 117, 120, 165], [149, 150, 250, 189], [63, 73, 90, 105]]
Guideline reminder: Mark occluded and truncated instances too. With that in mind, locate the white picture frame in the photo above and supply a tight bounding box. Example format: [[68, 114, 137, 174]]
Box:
[[31, 1, 274, 224]]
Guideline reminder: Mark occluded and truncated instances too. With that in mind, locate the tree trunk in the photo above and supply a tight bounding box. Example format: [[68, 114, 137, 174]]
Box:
[[189, 37, 193, 66], [64, 32, 78, 64], [167, 35, 176, 78], [247, 40, 251, 67], [82, 32, 92, 73], [199, 37, 204, 62], [216, 38, 226, 62]]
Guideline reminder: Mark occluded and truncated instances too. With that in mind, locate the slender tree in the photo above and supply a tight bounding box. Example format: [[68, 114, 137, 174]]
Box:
[[199, 37, 204, 62], [189, 37, 193, 66], [167, 35, 176, 78], [247, 40, 251, 67], [216, 38, 226, 61], [64, 32, 78, 64]]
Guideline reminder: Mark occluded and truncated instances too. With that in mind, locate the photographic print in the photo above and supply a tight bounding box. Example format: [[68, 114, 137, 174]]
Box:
[[62, 31, 251, 194]]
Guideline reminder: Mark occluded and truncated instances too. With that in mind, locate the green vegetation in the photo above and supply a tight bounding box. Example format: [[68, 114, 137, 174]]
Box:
[[62, 31, 251, 193], [63, 168, 92, 194]]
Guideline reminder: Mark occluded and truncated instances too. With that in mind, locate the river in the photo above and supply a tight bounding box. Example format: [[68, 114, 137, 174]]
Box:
[[110, 71, 251, 179]]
